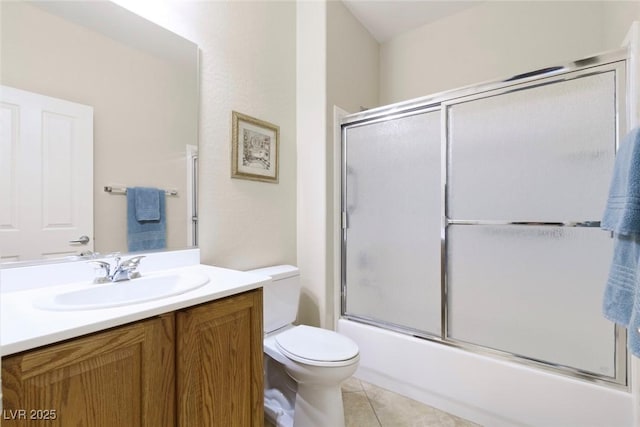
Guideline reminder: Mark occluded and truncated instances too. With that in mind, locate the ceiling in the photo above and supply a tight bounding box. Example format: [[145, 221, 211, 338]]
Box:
[[342, 0, 480, 43]]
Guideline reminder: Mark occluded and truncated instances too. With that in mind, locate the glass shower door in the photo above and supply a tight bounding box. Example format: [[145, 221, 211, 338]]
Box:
[[341, 56, 626, 385], [342, 109, 442, 337], [445, 66, 621, 378]]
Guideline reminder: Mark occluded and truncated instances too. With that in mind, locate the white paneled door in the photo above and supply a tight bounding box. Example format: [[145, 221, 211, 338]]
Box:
[[0, 86, 93, 262]]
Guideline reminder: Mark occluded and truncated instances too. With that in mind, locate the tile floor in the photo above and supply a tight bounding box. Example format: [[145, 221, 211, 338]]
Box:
[[265, 377, 482, 427]]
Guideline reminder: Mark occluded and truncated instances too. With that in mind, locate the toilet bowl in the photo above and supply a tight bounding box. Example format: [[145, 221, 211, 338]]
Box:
[[247, 265, 360, 427]]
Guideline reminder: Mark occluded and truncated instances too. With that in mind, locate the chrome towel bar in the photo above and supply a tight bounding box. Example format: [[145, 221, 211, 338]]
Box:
[[103, 186, 178, 196], [446, 219, 601, 228]]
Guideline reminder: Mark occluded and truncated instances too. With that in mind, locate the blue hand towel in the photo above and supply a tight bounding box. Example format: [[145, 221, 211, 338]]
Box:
[[133, 186, 160, 221], [602, 128, 640, 356], [602, 234, 640, 326], [127, 187, 166, 252], [629, 275, 640, 357], [602, 128, 640, 234]]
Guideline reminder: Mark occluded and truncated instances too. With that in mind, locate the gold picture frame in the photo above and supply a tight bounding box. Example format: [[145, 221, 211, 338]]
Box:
[[231, 111, 279, 183]]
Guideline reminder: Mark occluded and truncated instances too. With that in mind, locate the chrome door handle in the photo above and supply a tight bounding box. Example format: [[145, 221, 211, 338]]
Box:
[[69, 235, 90, 245]]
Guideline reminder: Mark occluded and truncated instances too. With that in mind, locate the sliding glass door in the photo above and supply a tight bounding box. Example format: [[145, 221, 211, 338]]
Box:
[[343, 109, 442, 336], [341, 57, 627, 385], [445, 68, 620, 378]]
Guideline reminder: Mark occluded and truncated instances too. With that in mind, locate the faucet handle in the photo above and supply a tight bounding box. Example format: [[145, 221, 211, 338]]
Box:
[[89, 261, 111, 284], [105, 252, 122, 263], [121, 255, 145, 279], [122, 255, 145, 267]]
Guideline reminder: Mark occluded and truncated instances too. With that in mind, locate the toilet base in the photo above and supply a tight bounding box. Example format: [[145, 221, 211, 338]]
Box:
[[282, 354, 358, 427], [263, 327, 359, 427], [293, 383, 346, 427]]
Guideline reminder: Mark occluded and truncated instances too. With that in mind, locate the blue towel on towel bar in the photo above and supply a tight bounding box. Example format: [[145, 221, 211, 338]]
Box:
[[602, 128, 640, 356], [134, 186, 160, 221], [127, 187, 166, 252]]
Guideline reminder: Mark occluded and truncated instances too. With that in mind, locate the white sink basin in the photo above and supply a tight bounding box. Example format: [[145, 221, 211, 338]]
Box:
[[34, 271, 209, 311]]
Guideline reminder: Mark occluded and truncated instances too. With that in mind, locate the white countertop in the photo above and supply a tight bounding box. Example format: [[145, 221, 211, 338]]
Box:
[[1, 264, 268, 357]]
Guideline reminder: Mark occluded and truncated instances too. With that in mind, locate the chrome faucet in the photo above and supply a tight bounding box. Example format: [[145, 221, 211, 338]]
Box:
[[91, 254, 145, 283], [113, 255, 145, 280]]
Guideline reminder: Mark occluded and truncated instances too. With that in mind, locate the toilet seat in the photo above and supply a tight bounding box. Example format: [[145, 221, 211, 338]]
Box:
[[275, 325, 359, 367]]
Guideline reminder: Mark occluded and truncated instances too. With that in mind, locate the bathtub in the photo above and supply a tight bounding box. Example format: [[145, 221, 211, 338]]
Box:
[[338, 318, 634, 427]]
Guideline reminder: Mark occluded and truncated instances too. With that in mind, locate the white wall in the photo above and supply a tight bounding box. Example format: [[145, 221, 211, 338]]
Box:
[[296, 0, 327, 327], [117, 0, 298, 271], [327, 0, 379, 115], [603, 1, 640, 50], [379, 1, 640, 105]]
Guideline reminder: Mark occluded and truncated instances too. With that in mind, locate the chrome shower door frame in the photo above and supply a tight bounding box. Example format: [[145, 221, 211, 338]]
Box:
[[441, 60, 627, 387], [341, 49, 629, 388]]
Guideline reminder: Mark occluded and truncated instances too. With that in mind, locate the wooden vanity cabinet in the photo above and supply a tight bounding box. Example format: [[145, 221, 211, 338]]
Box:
[[176, 289, 263, 427], [1, 289, 263, 427], [1, 314, 175, 427]]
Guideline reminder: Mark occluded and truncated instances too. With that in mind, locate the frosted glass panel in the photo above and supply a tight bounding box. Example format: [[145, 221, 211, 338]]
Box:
[[344, 111, 441, 335], [447, 225, 615, 376], [448, 72, 616, 221]]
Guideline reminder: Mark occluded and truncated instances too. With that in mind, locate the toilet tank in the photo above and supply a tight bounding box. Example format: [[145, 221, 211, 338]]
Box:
[[246, 265, 300, 334]]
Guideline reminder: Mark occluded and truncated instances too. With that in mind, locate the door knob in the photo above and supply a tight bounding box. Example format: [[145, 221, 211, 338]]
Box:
[[69, 235, 90, 245]]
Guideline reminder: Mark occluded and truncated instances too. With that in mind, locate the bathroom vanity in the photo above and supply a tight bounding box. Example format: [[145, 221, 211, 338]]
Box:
[[0, 250, 266, 427]]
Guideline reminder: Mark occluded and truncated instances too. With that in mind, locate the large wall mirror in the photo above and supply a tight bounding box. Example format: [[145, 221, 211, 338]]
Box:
[[0, 0, 199, 264]]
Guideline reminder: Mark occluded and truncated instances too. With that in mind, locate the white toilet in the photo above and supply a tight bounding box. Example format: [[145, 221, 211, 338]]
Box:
[[247, 265, 360, 427]]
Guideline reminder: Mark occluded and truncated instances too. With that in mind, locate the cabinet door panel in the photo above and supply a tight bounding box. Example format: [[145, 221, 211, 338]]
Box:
[[2, 314, 174, 427], [177, 289, 263, 427]]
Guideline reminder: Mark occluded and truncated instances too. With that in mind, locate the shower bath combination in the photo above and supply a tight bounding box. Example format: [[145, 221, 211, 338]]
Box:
[[339, 48, 631, 426]]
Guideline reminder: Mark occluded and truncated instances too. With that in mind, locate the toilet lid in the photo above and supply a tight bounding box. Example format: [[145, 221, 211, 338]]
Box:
[[275, 325, 359, 364]]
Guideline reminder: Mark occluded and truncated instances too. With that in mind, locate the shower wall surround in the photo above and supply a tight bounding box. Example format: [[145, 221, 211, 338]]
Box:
[[341, 51, 627, 386]]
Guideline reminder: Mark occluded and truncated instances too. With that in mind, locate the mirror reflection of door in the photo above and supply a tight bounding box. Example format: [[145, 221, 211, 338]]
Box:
[[0, 85, 93, 262]]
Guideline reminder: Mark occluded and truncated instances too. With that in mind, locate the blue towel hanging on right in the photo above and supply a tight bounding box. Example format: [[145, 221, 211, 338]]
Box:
[[127, 187, 167, 252], [602, 127, 640, 356]]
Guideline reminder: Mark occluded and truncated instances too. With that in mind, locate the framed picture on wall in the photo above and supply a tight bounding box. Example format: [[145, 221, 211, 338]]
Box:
[[231, 111, 279, 183]]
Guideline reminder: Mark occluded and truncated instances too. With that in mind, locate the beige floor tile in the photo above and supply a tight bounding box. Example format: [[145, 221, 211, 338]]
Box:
[[265, 378, 480, 427], [342, 376, 365, 393], [362, 382, 481, 427], [343, 390, 382, 427]]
